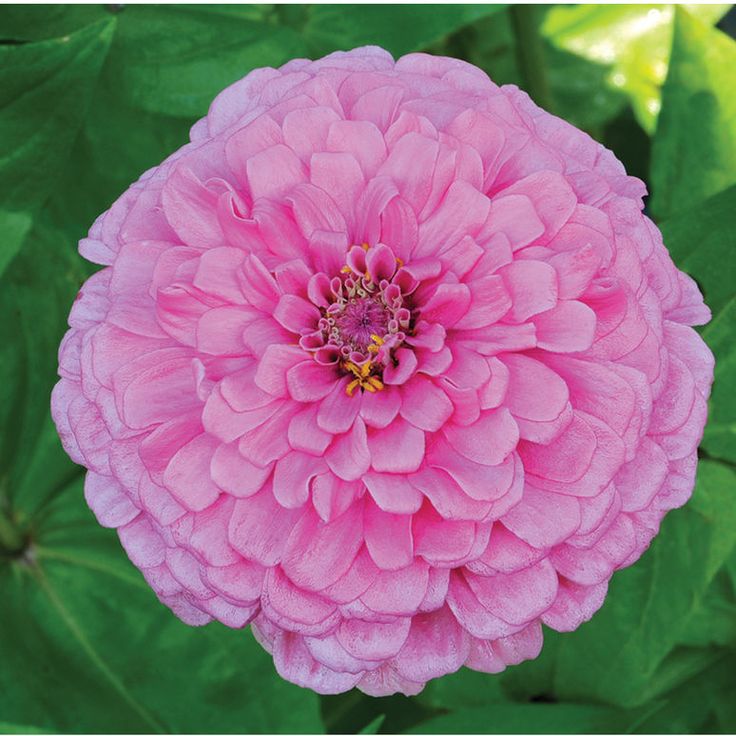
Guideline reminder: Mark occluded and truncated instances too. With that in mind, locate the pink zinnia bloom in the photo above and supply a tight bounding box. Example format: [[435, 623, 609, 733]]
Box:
[[52, 47, 714, 696]]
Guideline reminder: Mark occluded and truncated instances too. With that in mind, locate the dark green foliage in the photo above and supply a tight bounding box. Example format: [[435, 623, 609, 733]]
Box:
[[0, 4, 734, 733]]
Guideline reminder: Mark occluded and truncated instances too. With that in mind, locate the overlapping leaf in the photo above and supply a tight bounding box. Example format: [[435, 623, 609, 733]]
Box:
[[650, 8, 736, 218]]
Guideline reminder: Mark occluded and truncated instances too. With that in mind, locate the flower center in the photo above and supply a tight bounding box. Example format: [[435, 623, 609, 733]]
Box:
[[334, 298, 390, 352], [300, 244, 417, 395]]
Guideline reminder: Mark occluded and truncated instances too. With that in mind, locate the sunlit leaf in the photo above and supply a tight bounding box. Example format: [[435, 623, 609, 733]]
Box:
[[542, 4, 731, 134], [650, 8, 736, 218]]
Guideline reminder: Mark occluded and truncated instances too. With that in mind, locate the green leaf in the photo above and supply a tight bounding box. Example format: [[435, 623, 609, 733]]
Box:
[[303, 5, 504, 59], [0, 479, 323, 734], [501, 460, 736, 707], [357, 714, 385, 734], [0, 223, 87, 519], [650, 8, 736, 219], [0, 211, 32, 281], [418, 666, 508, 710], [542, 4, 731, 134], [0, 724, 50, 735], [700, 299, 736, 464], [0, 18, 115, 211], [658, 185, 736, 464], [0, 5, 110, 41], [630, 654, 736, 733], [660, 184, 736, 318], [679, 554, 736, 649], [429, 7, 629, 134], [407, 702, 662, 735], [103, 6, 306, 118]]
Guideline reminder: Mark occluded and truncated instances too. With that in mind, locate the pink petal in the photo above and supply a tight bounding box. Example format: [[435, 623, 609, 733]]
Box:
[[499, 260, 559, 323], [454, 275, 511, 330], [288, 404, 333, 456], [495, 170, 577, 243], [399, 375, 453, 432], [228, 484, 301, 566], [363, 472, 424, 514], [368, 418, 425, 473], [383, 348, 418, 385], [361, 560, 430, 615], [210, 442, 272, 497], [255, 344, 306, 397], [420, 283, 472, 328], [364, 502, 414, 570], [246, 144, 307, 200], [531, 300, 597, 353], [287, 360, 340, 402], [282, 503, 364, 591], [443, 409, 519, 466], [485, 194, 545, 250], [465, 559, 559, 626], [274, 294, 320, 334], [273, 451, 326, 508], [501, 353, 569, 422], [325, 417, 371, 481], [317, 380, 361, 434], [163, 433, 221, 512], [360, 388, 401, 429], [393, 605, 470, 682], [337, 617, 411, 661], [274, 631, 361, 695], [502, 484, 581, 548]]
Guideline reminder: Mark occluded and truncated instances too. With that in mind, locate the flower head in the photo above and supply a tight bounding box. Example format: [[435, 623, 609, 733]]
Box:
[[52, 46, 714, 696]]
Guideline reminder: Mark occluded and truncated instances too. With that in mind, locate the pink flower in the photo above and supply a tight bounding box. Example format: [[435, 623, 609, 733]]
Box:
[[52, 46, 714, 696]]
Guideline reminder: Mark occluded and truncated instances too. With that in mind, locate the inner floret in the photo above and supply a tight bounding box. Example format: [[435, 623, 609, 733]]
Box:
[[300, 244, 417, 395]]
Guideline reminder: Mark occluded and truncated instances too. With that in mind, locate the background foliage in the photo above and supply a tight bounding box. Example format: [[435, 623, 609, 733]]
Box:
[[1, 4, 735, 734]]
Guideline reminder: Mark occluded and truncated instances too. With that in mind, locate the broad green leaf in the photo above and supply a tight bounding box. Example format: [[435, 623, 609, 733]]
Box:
[[357, 714, 385, 734], [407, 702, 663, 735], [418, 666, 508, 710], [679, 555, 736, 648], [650, 8, 736, 219], [303, 5, 504, 59], [0, 479, 322, 734], [0, 5, 109, 41], [630, 654, 736, 733], [103, 6, 307, 118], [660, 184, 736, 319], [542, 4, 731, 134], [0, 211, 31, 281], [46, 83, 193, 246], [0, 724, 50, 735], [0, 223, 87, 519], [502, 460, 736, 707], [429, 7, 628, 133], [700, 299, 736, 463], [658, 185, 736, 463], [0, 19, 115, 211]]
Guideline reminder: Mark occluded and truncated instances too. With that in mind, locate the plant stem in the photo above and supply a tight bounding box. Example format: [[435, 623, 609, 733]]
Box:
[[510, 5, 554, 112], [0, 505, 24, 555]]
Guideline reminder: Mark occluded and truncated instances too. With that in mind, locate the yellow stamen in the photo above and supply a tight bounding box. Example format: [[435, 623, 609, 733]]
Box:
[[367, 334, 383, 355], [340, 265, 352, 274], [342, 360, 385, 396], [361, 242, 370, 251], [395, 257, 404, 268]]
